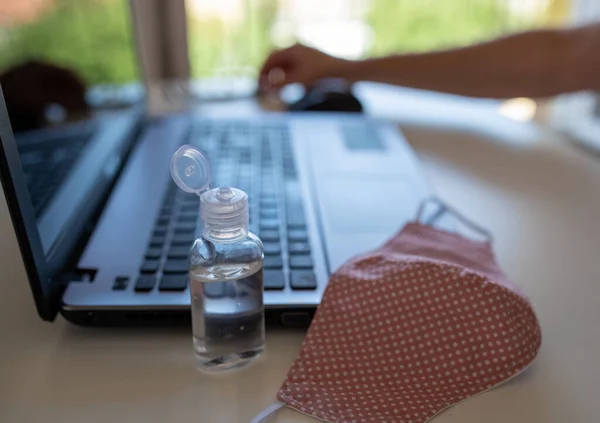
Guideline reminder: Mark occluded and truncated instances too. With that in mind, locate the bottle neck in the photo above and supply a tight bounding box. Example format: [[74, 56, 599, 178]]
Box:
[[199, 187, 249, 242], [202, 223, 248, 243]]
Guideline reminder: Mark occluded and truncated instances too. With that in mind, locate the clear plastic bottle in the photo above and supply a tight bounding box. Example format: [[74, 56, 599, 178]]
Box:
[[171, 145, 265, 372]]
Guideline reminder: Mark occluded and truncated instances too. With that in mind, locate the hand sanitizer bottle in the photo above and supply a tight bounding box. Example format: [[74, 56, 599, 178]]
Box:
[[171, 145, 265, 372]]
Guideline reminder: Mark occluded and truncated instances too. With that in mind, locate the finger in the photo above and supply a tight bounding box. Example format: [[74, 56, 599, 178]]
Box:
[[258, 49, 287, 79], [266, 67, 286, 88], [258, 48, 299, 90]]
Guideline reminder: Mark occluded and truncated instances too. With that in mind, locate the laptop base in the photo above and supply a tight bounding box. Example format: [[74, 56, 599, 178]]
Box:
[[61, 307, 315, 328]]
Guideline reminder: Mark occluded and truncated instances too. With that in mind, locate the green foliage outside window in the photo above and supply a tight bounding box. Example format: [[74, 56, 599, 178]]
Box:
[[0, 0, 137, 84]]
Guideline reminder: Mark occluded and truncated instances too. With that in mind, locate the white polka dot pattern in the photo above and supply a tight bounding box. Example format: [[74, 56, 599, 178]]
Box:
[[276, 224, 542, 423]]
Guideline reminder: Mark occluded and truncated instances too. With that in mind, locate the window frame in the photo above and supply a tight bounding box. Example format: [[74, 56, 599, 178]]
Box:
[[130, 0, 190, 110]]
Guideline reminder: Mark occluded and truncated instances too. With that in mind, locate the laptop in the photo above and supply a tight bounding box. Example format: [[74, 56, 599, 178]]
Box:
[[0, 81, 432, 327]]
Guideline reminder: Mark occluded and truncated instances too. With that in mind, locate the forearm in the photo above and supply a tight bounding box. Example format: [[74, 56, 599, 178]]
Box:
[[337, 24, 600, 98]]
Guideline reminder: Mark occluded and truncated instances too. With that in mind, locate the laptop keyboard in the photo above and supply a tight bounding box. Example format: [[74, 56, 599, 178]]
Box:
[[126, 121, 316, 293], [18, 129, 93, 216]]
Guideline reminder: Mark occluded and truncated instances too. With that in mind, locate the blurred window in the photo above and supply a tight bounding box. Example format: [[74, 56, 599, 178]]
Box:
[[186, 0, 571, 79]]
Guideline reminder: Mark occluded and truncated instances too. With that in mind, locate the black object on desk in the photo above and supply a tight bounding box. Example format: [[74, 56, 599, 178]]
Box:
[[288, 78, 363, 113]]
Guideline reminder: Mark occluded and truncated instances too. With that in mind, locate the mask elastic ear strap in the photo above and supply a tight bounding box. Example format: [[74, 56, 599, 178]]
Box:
[[250, 401, 286, 423], [416, 197, 493, 243]]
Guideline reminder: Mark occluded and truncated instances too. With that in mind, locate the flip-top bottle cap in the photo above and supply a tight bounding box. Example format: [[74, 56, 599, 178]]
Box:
[[170, 144, 212, 195], [201, 187, 249, 235]]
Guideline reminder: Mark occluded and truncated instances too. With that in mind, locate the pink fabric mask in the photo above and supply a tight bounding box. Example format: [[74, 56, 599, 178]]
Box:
[[254, 200, 542, 423]]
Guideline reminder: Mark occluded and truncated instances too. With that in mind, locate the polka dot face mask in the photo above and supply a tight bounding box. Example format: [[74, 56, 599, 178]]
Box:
[[253, 200, 542, 423]]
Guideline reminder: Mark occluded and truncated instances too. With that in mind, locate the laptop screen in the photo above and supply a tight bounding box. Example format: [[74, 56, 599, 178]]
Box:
[[0, 0, 143, 319]]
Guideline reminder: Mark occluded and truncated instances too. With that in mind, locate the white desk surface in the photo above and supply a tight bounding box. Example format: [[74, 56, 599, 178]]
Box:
[[1, 85, 600, 423]]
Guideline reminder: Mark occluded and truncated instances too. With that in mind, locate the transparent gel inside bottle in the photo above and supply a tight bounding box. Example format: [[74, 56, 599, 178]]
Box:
[[171, 145, 265, 372]]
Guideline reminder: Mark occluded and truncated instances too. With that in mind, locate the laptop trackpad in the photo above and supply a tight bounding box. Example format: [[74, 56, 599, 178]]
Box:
[[319, 174, 422, 271]]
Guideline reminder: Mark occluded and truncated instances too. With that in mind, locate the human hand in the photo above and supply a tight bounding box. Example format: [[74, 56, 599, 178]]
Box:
[[258, 44, 348, 91], [0, 60, 88, 131]]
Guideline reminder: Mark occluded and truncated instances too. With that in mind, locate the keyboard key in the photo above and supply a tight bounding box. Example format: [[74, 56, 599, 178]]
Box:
[[288, 242, 310, 255], [289, 255, 313, 269], [260, 230, 280, 242], [159, 274, 188, 291], [263, 270, 285, 290], [264, 256, 283, 269], [203, 282, 224, 298], [163, 260, 188, 274], [260, 199, 278, 209], [249, 223, 260, 235], [141, 259, 159, 274], [261, 191, 276, 199], [260, 209, 278, 219], [145, 247, 163, 259], [171, 233, 195, 246], [168, 246, 189, 259], [175, 223, 196, 233], [260, 219, 279, 230], [181, 203, 199, 212], [156, 217, 170, 226], [180, 195, 198, 203], [179, 210, 199, 219], [149, 236, 166, 248], [290, 270, 317, 290], [135, 275, 156, 292], [263, 242, 281, 255], [178, 214, 197, 223], [159, 212, 172, 222], [285, 180, 306, 227], [284, 167, 297, 179], [288, 230, 308, 242], [113, 276, 129, 291], [182, 200, 200, 209], [287, 209, 306, 228]]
